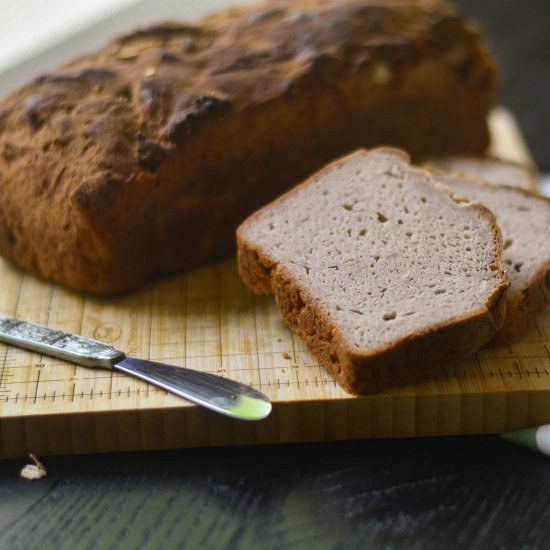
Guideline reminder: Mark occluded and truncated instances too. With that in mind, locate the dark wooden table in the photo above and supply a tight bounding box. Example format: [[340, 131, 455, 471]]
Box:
[[1, 1, 549, 548], [1, 437, 550, 549]]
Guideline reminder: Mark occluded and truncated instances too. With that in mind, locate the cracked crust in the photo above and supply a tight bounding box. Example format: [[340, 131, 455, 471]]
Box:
[[0, 0, 497, 293]]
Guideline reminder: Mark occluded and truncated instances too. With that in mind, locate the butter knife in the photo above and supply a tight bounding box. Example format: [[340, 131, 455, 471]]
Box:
[[0, 314, 271, 421]]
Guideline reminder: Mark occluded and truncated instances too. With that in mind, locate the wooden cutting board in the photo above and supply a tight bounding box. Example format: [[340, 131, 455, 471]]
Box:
[[1, 108, 548, 459]]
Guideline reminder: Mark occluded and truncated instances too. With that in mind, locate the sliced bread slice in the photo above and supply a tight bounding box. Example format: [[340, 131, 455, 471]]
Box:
[[426, 157, 538, 193], [237, 148, 509, 394], [435, 175, 550, 344]]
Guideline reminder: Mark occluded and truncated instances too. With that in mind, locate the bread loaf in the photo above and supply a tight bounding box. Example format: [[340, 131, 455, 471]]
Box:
[[435, 175, 550, 344], [0, 0, 497, 293], [237, 148, 509, 394]]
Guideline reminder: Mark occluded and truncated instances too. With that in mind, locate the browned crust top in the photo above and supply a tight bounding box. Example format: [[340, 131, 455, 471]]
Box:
[[0, 0, 477, 186]]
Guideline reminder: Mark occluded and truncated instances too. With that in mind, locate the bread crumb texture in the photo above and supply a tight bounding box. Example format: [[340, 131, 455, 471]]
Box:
[[238, 148, 509, 393], [437, 175, 550, 344]]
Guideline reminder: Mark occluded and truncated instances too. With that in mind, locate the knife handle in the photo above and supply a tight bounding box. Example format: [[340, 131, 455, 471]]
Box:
[[0, 314, 124, 368]]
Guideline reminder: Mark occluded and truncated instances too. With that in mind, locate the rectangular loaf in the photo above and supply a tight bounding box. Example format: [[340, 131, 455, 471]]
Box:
[[0, 0, 497, 293]]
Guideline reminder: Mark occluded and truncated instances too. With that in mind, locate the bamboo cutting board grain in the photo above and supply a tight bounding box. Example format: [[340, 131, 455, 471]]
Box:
[[1, 108, 549, 458]]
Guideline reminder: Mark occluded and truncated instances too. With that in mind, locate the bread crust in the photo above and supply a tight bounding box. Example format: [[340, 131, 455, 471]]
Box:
[[237, 148, 510, 394], [484, 186, 550, 345], [492, 260, 550, 345], [428, 171, 550, 345], [272, 266, 507, 394], [0, 0, 497, 293]]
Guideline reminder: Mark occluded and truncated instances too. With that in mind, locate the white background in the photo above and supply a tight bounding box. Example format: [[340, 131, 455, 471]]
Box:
[[0, 0, 140, 74], [0, 0, 256, 96]]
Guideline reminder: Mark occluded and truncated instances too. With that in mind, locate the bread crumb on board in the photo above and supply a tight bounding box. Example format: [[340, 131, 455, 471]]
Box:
[[20, 453, 47, 480], [282, 352, 291, 360]]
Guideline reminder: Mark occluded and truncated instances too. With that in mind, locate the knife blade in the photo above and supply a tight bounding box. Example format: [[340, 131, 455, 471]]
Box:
[[0, 314, 271, 421]]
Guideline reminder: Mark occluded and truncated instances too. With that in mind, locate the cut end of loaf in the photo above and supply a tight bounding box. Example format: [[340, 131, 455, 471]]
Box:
[[237, 148, 509, 394]]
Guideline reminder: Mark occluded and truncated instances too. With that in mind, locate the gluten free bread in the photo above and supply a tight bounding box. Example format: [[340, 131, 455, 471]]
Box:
[[0, 0, 497, 293], [435, 175, 550, 344], [237, 148, 509, 394]]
